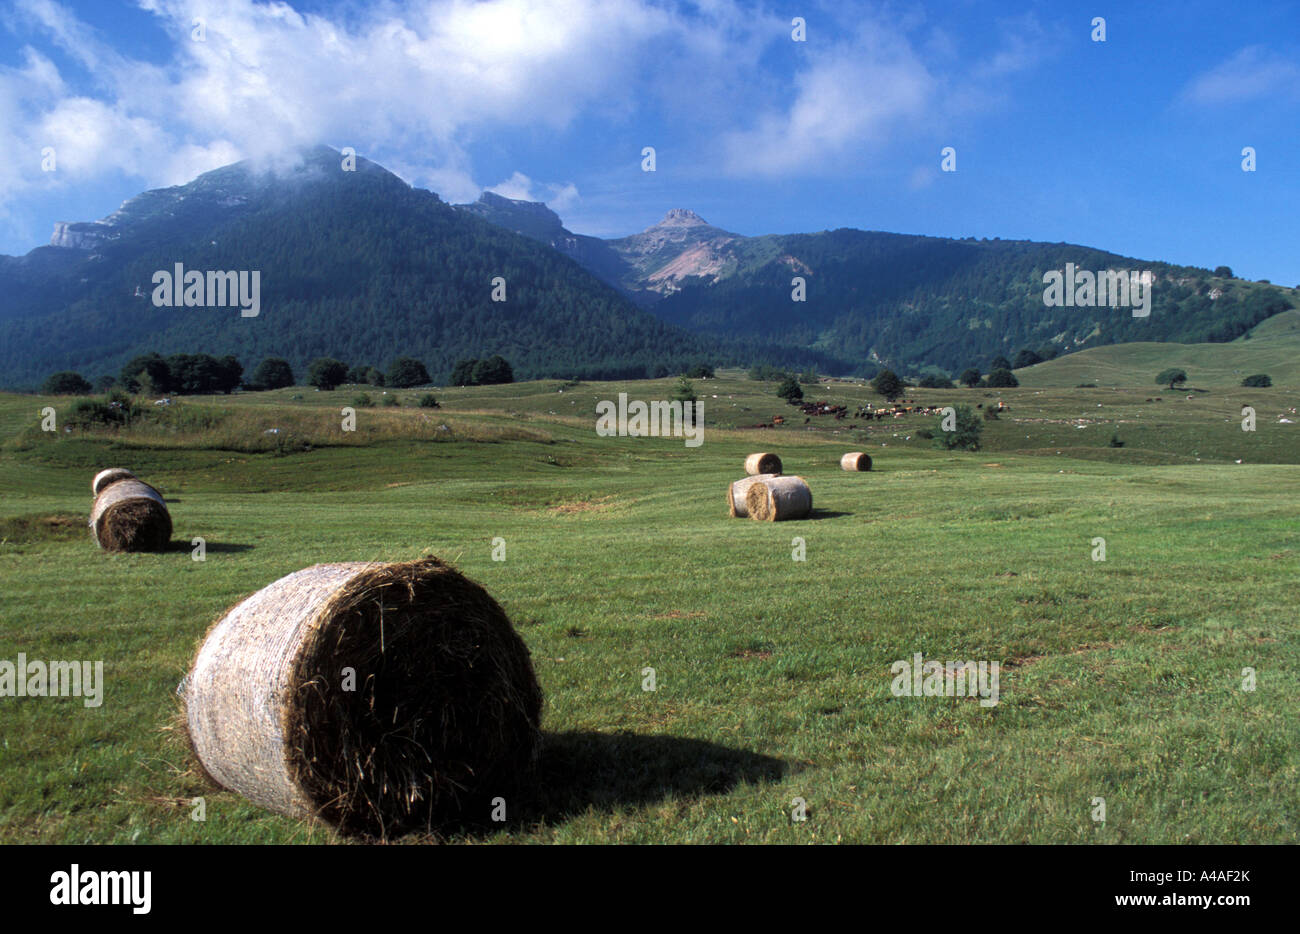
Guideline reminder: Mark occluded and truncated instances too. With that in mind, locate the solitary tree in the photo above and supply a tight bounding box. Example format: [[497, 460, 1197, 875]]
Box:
[[986, 368, 1019, 388], [473, 355, 514, 385], [673, 376, 697, 404], [1156, 368, 1188, 390], [308, 357, 348, 391], [251, 357, 294, 390], [1241, 373, 1272, 387], [387, 357, 431, 388], [872, 368, 905, 402], [776, 375, 803, 403], [1013, 348, 1043, 369], [42, 371, 92, 395], [959, 368, 982, 387]]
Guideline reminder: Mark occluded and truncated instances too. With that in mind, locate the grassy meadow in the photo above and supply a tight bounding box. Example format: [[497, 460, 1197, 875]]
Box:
[[0, 368, 1297, 843]]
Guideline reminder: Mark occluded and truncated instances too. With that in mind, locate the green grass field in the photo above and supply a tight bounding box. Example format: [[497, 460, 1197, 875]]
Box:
[[1021, 309, 1300, 388], [1, 371, 1297, 843]]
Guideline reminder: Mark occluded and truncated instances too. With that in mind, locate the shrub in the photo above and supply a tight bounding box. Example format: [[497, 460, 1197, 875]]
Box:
[[685, 362, 715, 379], [989, 355, 1012, 372], [1213, 266, 1233, 278], [917, 374, 951, 389], [418, 393, 440, 408], [351, 393, 374, 408], [1013, 349, 1043, 369], [1109, 433, 1125, 448], [986, 368, 1019, 388], [933, 405, 982, 451], [66, 391, 142, 429], [983, 407, 999, 421], [1241, 373, 1272, 387], [43, 371, 92, 395], [381, 393, 400, 407], [673, 376, 697, 404]]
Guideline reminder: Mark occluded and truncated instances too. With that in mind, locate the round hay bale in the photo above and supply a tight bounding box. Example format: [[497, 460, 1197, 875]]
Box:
[[90, 479, 171, 552], [840, 452, 872, 471], [744, 452, 782, 475], [183, 557, 543, 837], [745, 475, 812, 521], [91, 467, 135, 496], [727, 473, 776, 518]]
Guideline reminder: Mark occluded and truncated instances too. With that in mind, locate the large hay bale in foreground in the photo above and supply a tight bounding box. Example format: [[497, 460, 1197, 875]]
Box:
[[727, 473, 777, 518], [744, 452, 782, 475], [183, 557, 543, 837], [92, 467, 135, 496], [90, 478, 171, 552], [840, 452, 872, 472], [745, 475, 812, 521]]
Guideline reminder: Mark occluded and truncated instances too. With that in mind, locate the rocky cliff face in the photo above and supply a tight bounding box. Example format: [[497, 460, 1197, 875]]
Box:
[[49, 221, 114, 250], [606, 209, 740, 293]]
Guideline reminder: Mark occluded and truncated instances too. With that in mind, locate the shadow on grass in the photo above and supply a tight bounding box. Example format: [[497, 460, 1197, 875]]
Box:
[[803, 509, 852, 520], [526, 730, 787, 820], [419, 730, 787, 841]]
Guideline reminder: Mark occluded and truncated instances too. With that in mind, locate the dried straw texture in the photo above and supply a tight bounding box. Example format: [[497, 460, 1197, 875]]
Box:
[[728, 473, 777, 518], [91, 467, 135, 496], [745, 475, 813, 521], [90, 478, 171, 552], [184, 557, 542, 838], [744, 452, 782, 475], [840, 452, 872, 471]]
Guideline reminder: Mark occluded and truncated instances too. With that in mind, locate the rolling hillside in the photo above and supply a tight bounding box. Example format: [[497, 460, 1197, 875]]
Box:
[[1017, 310, 1300, 388]]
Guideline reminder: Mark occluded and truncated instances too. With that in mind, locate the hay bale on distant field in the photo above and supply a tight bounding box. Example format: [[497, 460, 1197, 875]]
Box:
[[745, 475, 812, 521], [91, 467, 135, 496], [840, 452, 872, 471], [728, 473, 777, 517], [744, 452, 782, 475], [183, 557, 543, 838], [90, 478, 171, 552]]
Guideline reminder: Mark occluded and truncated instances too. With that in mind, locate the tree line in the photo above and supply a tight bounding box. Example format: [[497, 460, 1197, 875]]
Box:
[[39, 351, 517, 395]]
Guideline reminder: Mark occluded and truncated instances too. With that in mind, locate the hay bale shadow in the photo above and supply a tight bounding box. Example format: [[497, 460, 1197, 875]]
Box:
[[404, 730, 786, 841], [804, 509, 852, 520]]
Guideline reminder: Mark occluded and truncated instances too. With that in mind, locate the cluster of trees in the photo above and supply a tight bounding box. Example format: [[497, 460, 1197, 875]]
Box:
[[39, 351, 447, 396], [116, 352, 243, 395], [449, 355, 514, 386]]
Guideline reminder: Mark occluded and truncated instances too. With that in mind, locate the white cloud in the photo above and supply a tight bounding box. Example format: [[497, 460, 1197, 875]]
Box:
[[1183, 46, 1300, 105], [720, 31, 937, 177], [486, 171, 580, 212]]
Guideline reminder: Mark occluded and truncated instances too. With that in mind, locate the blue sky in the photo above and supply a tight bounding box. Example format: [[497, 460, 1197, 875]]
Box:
[[1, 0, 1296, 284]]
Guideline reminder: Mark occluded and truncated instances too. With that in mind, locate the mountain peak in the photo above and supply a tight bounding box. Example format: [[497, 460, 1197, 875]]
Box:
[[656, 208, 708, 228]]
